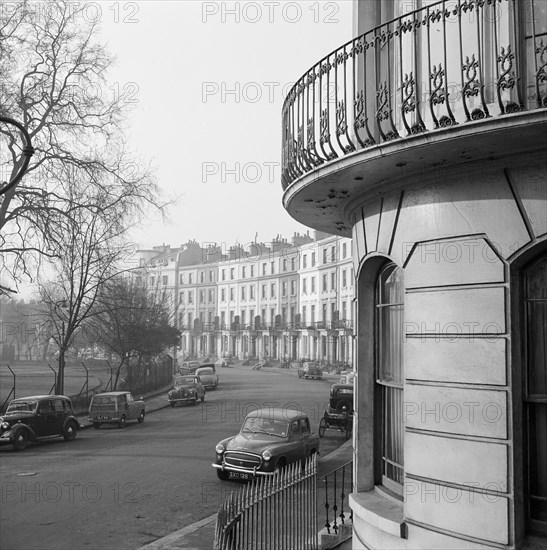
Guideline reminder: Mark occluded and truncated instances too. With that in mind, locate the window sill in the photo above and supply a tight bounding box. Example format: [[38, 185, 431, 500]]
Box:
[[349, 488, 407, 539]]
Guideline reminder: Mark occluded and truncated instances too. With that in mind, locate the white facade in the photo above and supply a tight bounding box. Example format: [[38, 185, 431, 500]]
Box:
[[136, 234, 354, 366]]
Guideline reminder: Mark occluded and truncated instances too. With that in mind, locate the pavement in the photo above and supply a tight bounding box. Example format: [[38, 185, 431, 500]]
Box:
[[108, 364, 354, 550]]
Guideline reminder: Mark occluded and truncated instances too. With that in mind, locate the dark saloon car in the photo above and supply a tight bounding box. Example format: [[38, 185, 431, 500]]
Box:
[[297, 362, 323, 380], [195, 365, 218, 390], [0, 395, 79, 451], [213, 408, 319, 481], [168, 375, 205, 406]]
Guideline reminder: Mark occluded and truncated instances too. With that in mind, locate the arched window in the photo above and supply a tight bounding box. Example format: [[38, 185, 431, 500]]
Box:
[[376, 263, 404, 497], [523, 253, 547, 535]]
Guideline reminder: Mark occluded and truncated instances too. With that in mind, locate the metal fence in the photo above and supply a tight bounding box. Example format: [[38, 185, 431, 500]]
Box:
[[0, 356, 173, 414], [214, 455, 318, 550], [321, 460, 353, 536]]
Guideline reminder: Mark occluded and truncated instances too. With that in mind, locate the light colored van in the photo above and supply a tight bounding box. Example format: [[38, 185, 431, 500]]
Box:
[[88, 391, 145, 429]]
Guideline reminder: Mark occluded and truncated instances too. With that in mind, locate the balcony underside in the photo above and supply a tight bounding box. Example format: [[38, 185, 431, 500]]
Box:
[[282, 110, 547, 237]]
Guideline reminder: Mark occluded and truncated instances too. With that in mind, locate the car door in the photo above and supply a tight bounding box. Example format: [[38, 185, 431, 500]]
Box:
[[51, 398, 67, 435], [36, 399, 56, 436], [125, 393, 137, 420], [299, 417, 316, 457], [288, 419, 303, 462], [196, 377, 204, 398]]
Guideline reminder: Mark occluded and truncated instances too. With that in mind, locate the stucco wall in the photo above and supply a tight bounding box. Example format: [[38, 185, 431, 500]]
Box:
[[350, 153, 546, 549]]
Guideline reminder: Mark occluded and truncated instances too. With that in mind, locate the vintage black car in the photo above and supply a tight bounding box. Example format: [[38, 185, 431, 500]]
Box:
[[0, 395, 79, 451], [168, 374, 205, 406], [297, 362, 323, 380], [195, 364, 218, 390], [319, 383, 354, 440], [213, 408, 319, 481]]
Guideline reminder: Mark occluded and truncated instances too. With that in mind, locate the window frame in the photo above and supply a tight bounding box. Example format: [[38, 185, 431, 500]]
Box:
[[375, 262, 405, 499], [521, 252, 547, 536]]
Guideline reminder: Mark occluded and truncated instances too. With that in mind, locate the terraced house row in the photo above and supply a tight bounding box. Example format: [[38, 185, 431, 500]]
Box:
[[135, 231, 354, 365]]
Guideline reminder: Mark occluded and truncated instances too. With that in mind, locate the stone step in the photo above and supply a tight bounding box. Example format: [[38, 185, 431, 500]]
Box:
[[319, 521, 353, 549]]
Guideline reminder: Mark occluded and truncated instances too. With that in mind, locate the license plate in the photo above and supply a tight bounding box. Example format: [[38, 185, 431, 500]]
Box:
[[98, 416, 110, 420], [228, 471, 250, 480]]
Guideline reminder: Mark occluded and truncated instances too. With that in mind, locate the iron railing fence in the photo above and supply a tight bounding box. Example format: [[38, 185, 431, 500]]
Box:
[[282, 0, 547, 188], [215, 455, 318, 550], [321, 460, 353, 536]]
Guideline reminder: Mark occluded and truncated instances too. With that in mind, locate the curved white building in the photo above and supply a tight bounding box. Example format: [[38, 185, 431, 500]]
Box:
[[281, 1, 547, 548]]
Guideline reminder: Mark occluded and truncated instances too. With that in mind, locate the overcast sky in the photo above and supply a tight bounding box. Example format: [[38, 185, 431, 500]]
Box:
[[97, 0, 353, 250]]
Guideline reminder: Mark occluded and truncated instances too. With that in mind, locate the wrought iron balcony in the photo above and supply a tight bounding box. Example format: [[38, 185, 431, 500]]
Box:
[[281, 0, 547, 190]]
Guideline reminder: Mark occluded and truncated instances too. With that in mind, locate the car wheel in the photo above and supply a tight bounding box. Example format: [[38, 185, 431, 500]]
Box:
[[216, 469, 230, 481], [170, 402, 175, 407], [118, 415, 127, 428], [93, 422, 101, 429], [13, 429, 28, 451], [63, 420, 78, 441], [138, 410, 145, 423], [319, 417, 327, 438], [201, 394, 205, 402], [192, 398, 197, 406]]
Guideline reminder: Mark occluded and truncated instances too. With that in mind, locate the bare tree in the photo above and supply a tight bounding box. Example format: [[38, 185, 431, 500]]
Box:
[[0, 1, 166, 291], [86, 276, 180, 390], [37, 190, 137, 394]]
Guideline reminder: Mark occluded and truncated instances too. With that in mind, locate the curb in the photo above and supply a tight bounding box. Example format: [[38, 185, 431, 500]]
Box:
[[139, 513, 218, 550]]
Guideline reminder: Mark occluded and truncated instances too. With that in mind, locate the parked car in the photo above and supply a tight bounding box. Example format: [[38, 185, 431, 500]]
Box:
[[168, 374, 205, 406], [297, 362, 323, 380], [0, 395, 79, 451], [319, 383, 354, 440], [213, 408, 320, 481], [195, 364, 219, 390], [88, 391, 145, 428], [179, 360, 201, 374]]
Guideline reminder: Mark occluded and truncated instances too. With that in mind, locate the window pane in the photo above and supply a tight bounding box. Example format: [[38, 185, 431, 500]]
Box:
[[379, 263, 404, 305], [379, 304, 404, 383], [377, 263, 405, 494], [383, 385, 404, 484], [526, 256, 547, 395], [524, 253, 547, 534], [529, 403, 547, 523]]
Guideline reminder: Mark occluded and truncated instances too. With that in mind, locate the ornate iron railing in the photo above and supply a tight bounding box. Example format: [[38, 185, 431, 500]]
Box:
[[321, 460, 353, 536], [214, 455, 318, 550], [181, 320, 354, 333], [281, 0, 547, 189]]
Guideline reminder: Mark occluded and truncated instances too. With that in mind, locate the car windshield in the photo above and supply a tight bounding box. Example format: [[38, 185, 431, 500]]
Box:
[[176, 376, 195, 385], [241, 417, 289, 438], [196, 368, 213, 376], [7, 400, 38, 413]]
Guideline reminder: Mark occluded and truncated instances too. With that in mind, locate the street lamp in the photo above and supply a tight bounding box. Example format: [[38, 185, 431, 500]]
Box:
[[0, 116, 34, 196]]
